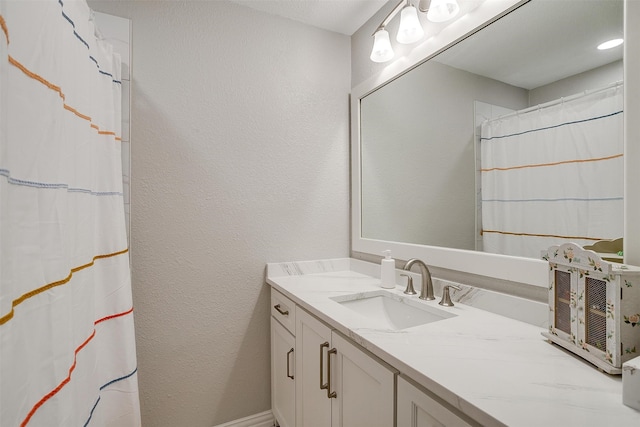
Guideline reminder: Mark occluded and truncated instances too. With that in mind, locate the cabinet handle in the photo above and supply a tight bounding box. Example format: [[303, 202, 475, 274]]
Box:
[[320, 342, 329, 390], [274, 304, 289, 316], [327, 348, 337, 399], [286, 348, 294, 380]]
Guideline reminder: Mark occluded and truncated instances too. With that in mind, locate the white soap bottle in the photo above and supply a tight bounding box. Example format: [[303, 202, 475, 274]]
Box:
[[380, 250, 396, 289]]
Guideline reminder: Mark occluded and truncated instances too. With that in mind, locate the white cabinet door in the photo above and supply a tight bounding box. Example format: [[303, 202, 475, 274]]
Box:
[[296, 308, 332, 427], [330, 332, 395, 427], [294, 306, 397, 427], [397, 377, 473, 427], [271, 318, 296, 427]]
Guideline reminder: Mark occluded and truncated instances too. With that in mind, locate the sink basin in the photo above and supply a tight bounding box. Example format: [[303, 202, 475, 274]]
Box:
[[331, 291, 456, 330]]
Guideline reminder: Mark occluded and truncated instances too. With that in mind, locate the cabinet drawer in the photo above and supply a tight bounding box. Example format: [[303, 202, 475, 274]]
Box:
[[271, 289, 296, 334]]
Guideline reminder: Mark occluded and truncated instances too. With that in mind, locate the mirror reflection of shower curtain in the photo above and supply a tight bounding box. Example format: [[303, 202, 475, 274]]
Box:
[[480, 83, 623, 259], [0, 1, 140, 426]]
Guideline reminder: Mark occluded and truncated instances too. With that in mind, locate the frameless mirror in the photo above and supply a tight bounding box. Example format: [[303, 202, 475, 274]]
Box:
[[359, 0, 623, 260]]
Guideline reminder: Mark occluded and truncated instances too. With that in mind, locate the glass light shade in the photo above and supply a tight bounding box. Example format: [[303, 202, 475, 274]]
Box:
[[397, 6, 424, 44], [426, 0, 460, 23], [370, 29, 394, 63]]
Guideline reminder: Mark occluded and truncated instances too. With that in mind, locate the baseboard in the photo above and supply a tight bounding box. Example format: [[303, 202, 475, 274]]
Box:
[[213, 410, 274, 427]]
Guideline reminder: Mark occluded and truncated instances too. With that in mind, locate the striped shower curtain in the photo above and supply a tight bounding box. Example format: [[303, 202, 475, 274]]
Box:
[[0, 1, 140, 426], [480, 83, 624, 259]]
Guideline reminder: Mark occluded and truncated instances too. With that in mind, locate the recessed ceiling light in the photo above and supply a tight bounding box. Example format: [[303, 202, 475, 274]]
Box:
[[597, 38, 624, 50]]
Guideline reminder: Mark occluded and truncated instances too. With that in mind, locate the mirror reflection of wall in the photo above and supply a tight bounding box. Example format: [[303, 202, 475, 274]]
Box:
[[361, 60, 528, 250], [360, 0, 623, 259]]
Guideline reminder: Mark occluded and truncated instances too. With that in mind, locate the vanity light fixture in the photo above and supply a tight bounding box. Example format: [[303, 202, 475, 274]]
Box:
[[597, 38, 624, 50], [370, 0, 460, 63]]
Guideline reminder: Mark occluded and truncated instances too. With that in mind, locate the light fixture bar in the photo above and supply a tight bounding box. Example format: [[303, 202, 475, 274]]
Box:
[[418, 0, 430, 13], [372, 0, 410, 35]]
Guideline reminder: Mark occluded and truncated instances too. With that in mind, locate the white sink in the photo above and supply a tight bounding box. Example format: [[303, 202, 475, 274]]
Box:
[[331, 291, 456, 330]]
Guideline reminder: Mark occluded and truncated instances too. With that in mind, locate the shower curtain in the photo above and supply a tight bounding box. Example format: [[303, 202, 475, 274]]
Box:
[[480, 83, 624, 259], [0, 1, 140, 426]]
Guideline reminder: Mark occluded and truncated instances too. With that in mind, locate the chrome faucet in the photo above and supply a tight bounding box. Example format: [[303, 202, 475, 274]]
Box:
[[402, 259, 435, 301]]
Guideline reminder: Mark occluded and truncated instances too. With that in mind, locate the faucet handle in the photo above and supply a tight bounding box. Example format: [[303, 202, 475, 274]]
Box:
[[400, 274, 417, 295], [439, 284, 462, 307]]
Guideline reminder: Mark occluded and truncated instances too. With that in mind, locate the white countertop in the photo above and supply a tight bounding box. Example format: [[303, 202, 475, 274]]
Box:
[[266, 258, 640, 427]]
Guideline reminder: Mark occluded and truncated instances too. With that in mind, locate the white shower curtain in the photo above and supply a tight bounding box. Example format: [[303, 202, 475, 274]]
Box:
[[0, 1, 140, 426], [480, 83, 624, 258]]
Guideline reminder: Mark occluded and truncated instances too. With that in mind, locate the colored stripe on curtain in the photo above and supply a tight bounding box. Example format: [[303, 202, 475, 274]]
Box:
[[480, 83, 623, 259], [0, 1, 140, 426]]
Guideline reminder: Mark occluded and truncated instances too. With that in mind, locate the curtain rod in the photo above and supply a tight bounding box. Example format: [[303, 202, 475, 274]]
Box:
[[489, 80, 623, 123]]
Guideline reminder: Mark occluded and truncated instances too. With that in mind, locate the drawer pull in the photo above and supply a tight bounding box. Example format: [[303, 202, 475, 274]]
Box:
[[274, 304, 289, 316], [327, 348, 337, 399], [286, 348, 294, 380], [320, 342, 329, 390]]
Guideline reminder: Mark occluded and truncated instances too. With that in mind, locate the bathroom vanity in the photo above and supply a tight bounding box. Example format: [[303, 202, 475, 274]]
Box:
[[267, 258, 640, 426]]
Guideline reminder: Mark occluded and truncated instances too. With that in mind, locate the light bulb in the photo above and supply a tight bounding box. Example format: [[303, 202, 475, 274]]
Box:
[[370, 29, 394, 63], [397, 5, 424, 44], [427, 0, 460, 23]]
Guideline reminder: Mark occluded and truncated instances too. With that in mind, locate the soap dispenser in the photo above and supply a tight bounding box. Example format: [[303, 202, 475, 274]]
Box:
[[380, 250, 396, 289]]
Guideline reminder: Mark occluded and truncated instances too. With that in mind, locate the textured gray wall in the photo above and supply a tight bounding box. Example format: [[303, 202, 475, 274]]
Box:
[[88, 1, 351, 425]]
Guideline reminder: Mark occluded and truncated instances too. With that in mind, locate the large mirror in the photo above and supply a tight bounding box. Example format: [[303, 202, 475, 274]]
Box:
[[352, 0, 632, 287]]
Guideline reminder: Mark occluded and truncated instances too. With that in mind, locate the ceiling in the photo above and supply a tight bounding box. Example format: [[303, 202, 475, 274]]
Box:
[[227, 0, 624, 90], [228, 0, 389, 35], [434, 0, 624, 90]]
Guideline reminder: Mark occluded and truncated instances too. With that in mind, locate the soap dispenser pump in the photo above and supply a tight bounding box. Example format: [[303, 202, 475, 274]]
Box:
[[380, 250, 396, 289]]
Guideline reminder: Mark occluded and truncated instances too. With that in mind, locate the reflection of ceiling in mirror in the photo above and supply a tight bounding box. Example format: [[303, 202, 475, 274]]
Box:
[[434, 0, 623, 89]]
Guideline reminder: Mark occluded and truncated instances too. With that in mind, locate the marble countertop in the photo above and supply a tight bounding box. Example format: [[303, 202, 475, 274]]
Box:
[[266, 258, 640, 427]]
